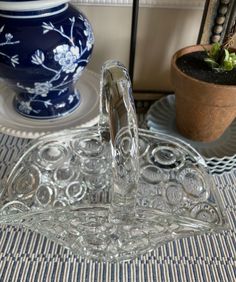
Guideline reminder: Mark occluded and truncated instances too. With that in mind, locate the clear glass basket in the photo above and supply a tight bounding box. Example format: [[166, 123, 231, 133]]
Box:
[[0, 61, 228, 261]]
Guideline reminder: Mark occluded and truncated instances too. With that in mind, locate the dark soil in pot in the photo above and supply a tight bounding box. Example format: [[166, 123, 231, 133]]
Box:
[[176, 51, 236, 85]]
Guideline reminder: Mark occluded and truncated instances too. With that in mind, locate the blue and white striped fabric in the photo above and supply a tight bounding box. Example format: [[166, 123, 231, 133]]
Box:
[[0, 133, 235, 282]]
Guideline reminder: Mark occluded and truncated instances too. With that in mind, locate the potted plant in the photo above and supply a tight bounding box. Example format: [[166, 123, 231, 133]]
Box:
[[171, 23, 236, 142]]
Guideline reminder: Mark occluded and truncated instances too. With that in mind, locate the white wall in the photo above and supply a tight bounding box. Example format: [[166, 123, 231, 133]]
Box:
[[75, 2, 204, 91], [79, 6, 132, 75], [133, 7, 203, 91]]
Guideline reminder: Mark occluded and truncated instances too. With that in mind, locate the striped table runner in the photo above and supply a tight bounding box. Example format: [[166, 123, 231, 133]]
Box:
[[0, 133, 235, 282]]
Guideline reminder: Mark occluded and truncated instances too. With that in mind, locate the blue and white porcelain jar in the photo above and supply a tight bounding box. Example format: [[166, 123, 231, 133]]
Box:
[[0, 0, 94, 119]]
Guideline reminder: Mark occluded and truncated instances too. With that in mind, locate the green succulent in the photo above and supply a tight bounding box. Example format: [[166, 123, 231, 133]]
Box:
[[204, 42, 236, 72]]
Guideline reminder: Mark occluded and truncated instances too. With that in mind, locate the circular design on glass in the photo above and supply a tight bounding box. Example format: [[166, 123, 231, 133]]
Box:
[[163, 181, 184, 206], [138, 136, 149, 157], [137, 196, 153, 208], [0, 201, 30, 216], [35, 184, 56, 207], [137, 182, 160, 198], [53, 166, 77, 185], [150, 145, 185, 169], [35, 142, 70, 170], [84, 174, 111, 191], [190, 203, 220, 224], [140, 165, 166, 184], [117, 164, 128, 178], [8, 165, 40, 200], [119, 135, 132, 156], [72, 137, 104, 157], [0, 180, 6, 199], [151, 196, 169, 211], [178, 167, 209, 199], [65, 181, 86, 203], [53, 198, 69, 208], [123, 158, 132, 172], [115, 129, 136, 159], [81, 157, 108, 174]]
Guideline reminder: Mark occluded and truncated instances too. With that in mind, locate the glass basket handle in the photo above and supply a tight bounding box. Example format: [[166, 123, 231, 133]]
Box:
[[99, 60, 139, 222]]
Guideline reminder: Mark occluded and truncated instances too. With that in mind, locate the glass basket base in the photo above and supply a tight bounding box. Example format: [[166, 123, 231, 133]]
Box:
[[0, 204, 221, 261]]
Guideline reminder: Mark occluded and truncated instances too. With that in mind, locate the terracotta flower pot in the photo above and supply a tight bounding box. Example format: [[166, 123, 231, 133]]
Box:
[[171, 45, 236, 142]]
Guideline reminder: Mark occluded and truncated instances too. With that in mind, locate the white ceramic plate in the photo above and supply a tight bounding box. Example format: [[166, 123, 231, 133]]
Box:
[[146, 95, 236, 174], [0, 70, 100, 139]]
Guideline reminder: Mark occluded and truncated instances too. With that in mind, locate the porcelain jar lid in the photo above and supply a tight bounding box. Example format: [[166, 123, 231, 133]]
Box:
[[0, 0, 70, 11]]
